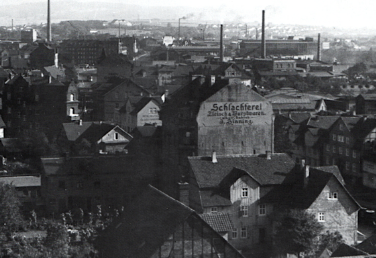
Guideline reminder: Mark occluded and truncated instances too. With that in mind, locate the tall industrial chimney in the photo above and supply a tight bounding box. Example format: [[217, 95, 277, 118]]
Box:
[[261, 10, 266, 58], [47, 0, 51, 42], [317, 33, 321, 61], [220, 24, 224, 62]]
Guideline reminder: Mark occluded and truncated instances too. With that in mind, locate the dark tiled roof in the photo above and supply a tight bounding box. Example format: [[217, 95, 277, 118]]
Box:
[[189, 153, 295, 189], [200, 190, 232, 207], [358, 94, 376, 100], [307, 116, 339, 130], [200, 213, 233, 232], [356, 234, 376, 254], [261, 166, 358, 210], [62, 122, 93, 141], [96, 185, 194, 257], [331, 243, 369, 257]]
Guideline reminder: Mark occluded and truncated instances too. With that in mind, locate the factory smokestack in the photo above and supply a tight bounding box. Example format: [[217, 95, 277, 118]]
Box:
[[317, 33, 321, 61], [261, 10, 266, 58], [220, 24, 224, 62], [47, 0, 51, 42]]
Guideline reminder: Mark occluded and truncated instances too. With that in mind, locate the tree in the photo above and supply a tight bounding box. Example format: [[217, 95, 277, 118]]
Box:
[[273, 209, 324, 258], [316, 230, 344, 253], [0, 183, 24, 233]]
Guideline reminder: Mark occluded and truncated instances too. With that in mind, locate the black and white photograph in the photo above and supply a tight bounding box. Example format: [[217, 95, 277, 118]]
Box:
[[0, 0, 376, 257]]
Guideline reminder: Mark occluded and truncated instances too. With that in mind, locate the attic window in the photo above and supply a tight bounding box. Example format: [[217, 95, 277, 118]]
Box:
[[210, 207, 217, 213], [328, 192, 338, 200], [241, 187, 248, 198], [114, 132, 119, 140]]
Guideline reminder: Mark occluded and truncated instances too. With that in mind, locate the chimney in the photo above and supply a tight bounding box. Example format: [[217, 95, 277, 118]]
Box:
[[79, 119, 83, 126], [212, 150, 217, 163], [304, 165, 310, 187], [266, 150, 271, 160], [317, 33, 321, 61], [178, 182, 189, 206], [220, 24, 224, 62], [47, 0, 51, 42], [261, 10, 266, 58]]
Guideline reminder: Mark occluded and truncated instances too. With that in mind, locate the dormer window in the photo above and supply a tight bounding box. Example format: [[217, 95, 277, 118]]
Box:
[[210, 207, 217, 213]]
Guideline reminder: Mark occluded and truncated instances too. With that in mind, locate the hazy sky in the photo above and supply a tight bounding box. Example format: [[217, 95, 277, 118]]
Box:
[[1, 0, 376, 29]]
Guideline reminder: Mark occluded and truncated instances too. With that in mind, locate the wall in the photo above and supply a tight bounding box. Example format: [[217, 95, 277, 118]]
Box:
[[196, 84, 274, 156], [307, 178, 358, 245], [137, 101, 162, 127]]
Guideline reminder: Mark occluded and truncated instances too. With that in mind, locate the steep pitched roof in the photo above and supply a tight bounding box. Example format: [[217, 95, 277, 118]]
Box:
[[200, 190, 232, 207], [356, 234, 376, 254], [200, 213, 234, 232], [261, 166, 359, 210], [189, 153, 295, 189], [307, 116, 339, 130], [62, 122, 93, 141], [331, 243, 369, 257], [96, 185, 245, 258]]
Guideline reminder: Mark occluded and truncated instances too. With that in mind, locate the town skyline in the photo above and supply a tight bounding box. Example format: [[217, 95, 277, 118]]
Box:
[[1, 0, 376, 32]]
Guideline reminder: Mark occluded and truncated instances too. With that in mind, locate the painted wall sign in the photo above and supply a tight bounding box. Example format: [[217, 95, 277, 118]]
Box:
[[199, 101, 270, 126]]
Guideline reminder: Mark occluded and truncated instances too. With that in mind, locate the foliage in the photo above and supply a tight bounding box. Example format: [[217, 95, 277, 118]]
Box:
[[316, 230, 344, 253], [273, 209, 324, 257], [0, 183, 24, 233]]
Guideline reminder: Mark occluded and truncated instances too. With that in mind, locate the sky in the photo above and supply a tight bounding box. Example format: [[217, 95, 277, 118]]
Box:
[[1, 0, 376, 29]]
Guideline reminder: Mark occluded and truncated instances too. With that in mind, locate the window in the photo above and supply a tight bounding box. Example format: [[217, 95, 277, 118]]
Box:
[[232, 228, 238, 239], [332, 146, 336, 153], [352, 163, 357, 173], [35, 94, 39, 101], [346, 148, 349, 156], [241, 187, 248, 198], [17, 98, 21, 104], [259, 204, 266, 216], [338, 135, 344, 142], [339, 147, 342, 155], [326, 156, 330, 165], [17, 112, 21, 118], [328, 192, 338, 199], [241, 227, 247, 238], [346, 137, 350, 144], [211, 207, 218, 213], [339, 124, 343, 130], [70, 94, 74, 101], [332, 134, 336, 141], [240, 206, 248, 217], [70, 107, 75, 116], [7, 107, 11, 114], [7, 92, 11, 100], [352, 150, 356, 158], [114, 132, 119, 140], [318, 212, 325, 222]]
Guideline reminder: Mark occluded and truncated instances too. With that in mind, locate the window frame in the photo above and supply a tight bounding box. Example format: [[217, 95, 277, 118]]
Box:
[[259, 204, 266, 216], [241, 187, 248, 198], [328, 192, 338, 200], [240, 205, 248, 217], [232, 228, 238, 239], [318, 212, 325, 222], [241, 227, 247, 238]]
